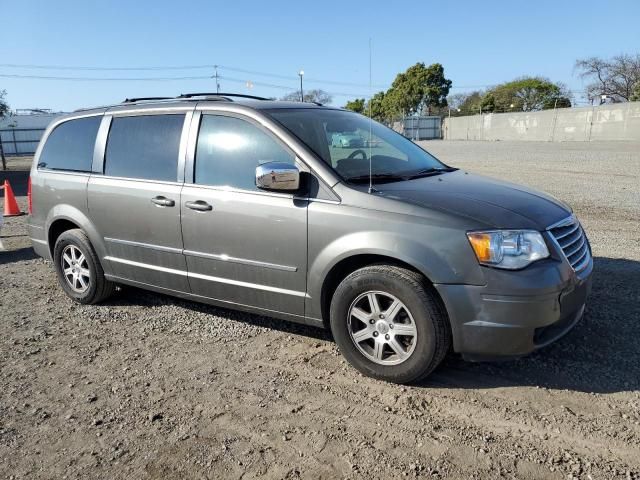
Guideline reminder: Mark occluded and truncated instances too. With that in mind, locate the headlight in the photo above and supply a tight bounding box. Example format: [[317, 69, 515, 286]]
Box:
[[466, 230, 549, 270]]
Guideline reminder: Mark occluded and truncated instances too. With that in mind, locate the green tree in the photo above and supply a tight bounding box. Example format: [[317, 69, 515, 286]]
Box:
[[344, 98, 366, 114], [384, 62, 452, 116], [631, 82, 640, 102], [281, 89, 333, 104], [0, 90, 9, 119], [364, 91, 388, 123], [481, 77, 571, 112]]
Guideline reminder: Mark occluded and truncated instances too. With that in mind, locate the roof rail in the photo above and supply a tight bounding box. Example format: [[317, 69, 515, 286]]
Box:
[[177, 92, 269, 101], [122, 96, 173, 103], [74, 92, 275, 113]]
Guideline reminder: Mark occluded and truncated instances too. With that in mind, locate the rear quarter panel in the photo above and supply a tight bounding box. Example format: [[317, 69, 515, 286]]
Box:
[[28, 170, 90, 256], [29, 169, 109, 272]]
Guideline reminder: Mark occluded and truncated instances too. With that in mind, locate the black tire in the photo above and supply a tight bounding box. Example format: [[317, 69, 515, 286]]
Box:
[[330, 265, 450, 384], [53, 228, 114, 305]]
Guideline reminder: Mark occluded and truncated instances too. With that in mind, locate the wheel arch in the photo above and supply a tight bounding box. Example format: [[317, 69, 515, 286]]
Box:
[[318, 253, 444, 330], [48, 218, 81, 257], [45, 205, 108, 267]]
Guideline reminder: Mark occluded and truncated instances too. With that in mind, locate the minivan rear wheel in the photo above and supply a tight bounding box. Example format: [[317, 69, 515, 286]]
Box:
[[53, 229, 114, 304], [330, 265, 450, 384]]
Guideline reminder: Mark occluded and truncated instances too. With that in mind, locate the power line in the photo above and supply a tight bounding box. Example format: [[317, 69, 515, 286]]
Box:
[[219, 65, 389, 89], [0, 73, 211, 81], [0, 62, 389, 89], [0, 63, 213, 71], [2, 62, 581, 92], [219, 75, 374, 97], [0, 72, 375, 98], [0, 63, 592, 98]]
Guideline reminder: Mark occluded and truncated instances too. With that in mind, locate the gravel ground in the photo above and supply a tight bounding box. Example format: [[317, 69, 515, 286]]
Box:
[[1, 142, 639, 479]]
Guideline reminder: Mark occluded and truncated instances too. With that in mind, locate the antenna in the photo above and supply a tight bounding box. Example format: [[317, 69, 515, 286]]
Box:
[[368, 38, 374, 194]]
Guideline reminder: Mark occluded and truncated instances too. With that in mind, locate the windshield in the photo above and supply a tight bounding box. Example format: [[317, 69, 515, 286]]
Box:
[[267, 109, 449, 182]]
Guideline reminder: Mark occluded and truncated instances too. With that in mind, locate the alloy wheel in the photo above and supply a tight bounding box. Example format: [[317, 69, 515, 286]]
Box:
[[347, 291, 418, 365], [61, 245, 91, 293]]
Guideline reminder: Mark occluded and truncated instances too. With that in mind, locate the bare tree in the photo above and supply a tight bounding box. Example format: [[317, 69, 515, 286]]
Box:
[[280, 89, 333, 104], [575, 54, 640, 102], [446, 93, 470, 110]]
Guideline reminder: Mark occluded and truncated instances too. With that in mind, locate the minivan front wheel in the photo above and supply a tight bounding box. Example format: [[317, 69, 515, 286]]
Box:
[[53, 229, 114, 304], [330, 265, 450, 384]]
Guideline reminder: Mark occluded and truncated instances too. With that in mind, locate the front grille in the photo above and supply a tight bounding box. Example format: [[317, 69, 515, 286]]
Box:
[[548, 216, 591, 271]]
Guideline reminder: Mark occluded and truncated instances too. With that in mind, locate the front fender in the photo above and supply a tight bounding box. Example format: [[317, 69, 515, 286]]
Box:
[[306, 225, 485, 321]]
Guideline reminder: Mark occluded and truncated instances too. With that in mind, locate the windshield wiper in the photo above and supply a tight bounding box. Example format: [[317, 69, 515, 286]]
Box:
[[406, 167, 457, 179], [345, 167, 457, 184], [344, 173, 407, 184]]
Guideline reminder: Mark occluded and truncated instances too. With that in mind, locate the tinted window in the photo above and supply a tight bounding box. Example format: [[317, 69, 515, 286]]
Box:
[[195, 115, 294, 190], [105, 114, 184, 182], [39, 116, 102, 172]]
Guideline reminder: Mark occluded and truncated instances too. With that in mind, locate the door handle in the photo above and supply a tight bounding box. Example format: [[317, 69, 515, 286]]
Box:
[[151, 196, 175, 207], [185, 200, 213, 212]]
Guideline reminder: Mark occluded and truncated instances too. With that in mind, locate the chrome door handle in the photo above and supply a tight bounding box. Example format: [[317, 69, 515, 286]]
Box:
[[151, 196, 175, 207], [185, 200, 213, 211]]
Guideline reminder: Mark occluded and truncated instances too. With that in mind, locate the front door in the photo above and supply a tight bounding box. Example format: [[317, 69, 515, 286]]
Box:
[[88, 113, 190, 292], [180, 113, 308, 317]]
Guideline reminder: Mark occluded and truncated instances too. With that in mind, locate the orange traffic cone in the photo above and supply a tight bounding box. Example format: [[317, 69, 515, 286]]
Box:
[[2, 179, 24, 217]]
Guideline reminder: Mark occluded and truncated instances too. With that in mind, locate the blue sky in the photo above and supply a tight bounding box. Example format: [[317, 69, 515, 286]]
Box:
[[2, 0, 639, 111]]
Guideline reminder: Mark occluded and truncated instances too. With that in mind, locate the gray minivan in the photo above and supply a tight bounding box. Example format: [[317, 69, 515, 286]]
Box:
[[28, 93, 593, 383]]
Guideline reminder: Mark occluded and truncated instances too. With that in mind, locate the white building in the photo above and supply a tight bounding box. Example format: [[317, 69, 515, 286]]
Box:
[[0, 110, 66, 155]]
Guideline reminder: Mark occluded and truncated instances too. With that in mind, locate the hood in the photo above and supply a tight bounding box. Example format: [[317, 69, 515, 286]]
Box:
[[375, 170, 571, 230]]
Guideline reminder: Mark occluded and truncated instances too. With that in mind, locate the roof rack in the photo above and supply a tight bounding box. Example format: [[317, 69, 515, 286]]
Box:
[[122, 96, 173, 103], [177, 92, 269, 101], [74, 92, 276, 112]]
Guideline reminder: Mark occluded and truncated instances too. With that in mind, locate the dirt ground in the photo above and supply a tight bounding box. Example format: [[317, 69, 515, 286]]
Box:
[[1, 142, 639, 479]]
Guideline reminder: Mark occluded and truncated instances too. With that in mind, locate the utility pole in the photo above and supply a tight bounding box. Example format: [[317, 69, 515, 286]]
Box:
[[298, 70, 304, 102], [0, 135, 6, 171], [213, 65, 220, 94]]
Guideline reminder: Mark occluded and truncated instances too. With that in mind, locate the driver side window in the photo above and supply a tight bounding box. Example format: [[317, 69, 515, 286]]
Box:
[[195, 115, 295, 191]]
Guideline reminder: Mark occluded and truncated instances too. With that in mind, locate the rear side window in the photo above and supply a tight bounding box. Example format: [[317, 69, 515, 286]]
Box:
[[195, 115, 294, 190], [105, 114, 184, 182], [38, 116, 102, 172]]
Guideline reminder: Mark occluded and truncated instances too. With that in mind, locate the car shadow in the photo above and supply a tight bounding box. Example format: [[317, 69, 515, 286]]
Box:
[[423, 256, 640, 394], [106, 286, 331, 342], [104, 256, 638, 394], [0, 247, 39, 265]]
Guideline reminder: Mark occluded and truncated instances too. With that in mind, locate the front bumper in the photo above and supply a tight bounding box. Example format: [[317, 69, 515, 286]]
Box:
[[435, 256, 593, 360]]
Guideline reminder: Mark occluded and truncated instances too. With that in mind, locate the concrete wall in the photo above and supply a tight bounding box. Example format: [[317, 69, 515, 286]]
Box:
[[443, 101, 640, 142]]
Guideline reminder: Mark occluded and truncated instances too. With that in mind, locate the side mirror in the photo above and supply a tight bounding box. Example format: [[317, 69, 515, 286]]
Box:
[[255, 162, 300, 191]]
